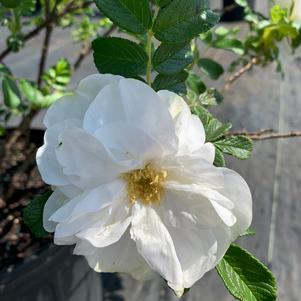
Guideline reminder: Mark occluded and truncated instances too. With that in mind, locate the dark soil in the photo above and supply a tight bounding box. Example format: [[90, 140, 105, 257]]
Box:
[[0, 130, 52, 270]]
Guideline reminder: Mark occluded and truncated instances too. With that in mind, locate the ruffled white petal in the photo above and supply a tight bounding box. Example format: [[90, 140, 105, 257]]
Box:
[[94, 122, 164, 166], [55, 128, 128, 189], [157, 90, 190, 119], [44, 74, 122, 128], [131, 203, 184, 296], [84, 230, 155, 281], [44, 93, 91, 128], [158, 89, 206, 155], [37, 119, 82, 186], [43, 189, 68, 232], [83, 78, 178, 155], [50, 180, 126, 223], [36, 145, 69, 186], [77, 73, 123, 100]]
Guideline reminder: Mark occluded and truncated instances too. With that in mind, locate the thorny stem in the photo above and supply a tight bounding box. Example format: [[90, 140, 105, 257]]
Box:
[[146, 30, 153, 86], [37, 0, 53, 88], [226, 129, 301, 140], [222, 57, 259, 92]]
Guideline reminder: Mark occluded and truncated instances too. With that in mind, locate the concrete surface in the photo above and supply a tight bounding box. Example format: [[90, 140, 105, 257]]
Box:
[[1, 1, 301, 300]]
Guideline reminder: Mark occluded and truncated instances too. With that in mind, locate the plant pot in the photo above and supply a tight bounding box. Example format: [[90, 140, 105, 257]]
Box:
[[0, 244, 103, 301]]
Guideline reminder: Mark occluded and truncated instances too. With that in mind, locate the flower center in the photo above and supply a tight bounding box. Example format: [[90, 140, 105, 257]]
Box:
[[122, 164, 167, 205]]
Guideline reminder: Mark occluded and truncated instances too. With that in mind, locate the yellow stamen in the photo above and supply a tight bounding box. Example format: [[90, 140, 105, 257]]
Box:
[[122, 164, 167, 205]]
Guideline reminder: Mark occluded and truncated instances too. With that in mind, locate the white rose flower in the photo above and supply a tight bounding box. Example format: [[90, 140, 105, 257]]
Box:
[[292, 0, 301, 20], [37, 74, 252, 296]]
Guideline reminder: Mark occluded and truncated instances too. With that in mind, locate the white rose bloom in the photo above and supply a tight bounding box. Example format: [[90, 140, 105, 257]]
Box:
[[292, 0, 301, 20], [37, 74, 252, 296]]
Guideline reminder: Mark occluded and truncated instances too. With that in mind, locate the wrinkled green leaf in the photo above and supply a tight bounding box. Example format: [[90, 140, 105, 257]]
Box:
[[94, 0, 152, 34], [153, 0, 219, 42], [153, 42, 193, 74], [198, 58, 224, 80], [23, 191, 52, 238], [216, 244, 277, 301], [214, 135, 253, 160], [199, 88, 224, 106], [214, 147, 226, 167], [152, 71, 188, 93], [2, 76, 21, 109], [93, 37, 148, 77], [206, 120, 232, 142]]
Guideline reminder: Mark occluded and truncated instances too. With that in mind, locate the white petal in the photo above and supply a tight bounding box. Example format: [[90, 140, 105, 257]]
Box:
[[55, 128, 127, 189], [54, 210, 107, 244], [43, 189, 68, 232], [77, 216, 131, 248], [85, 230, 154, 281], [192, 142, 215, 164], [167, 226, 221, 289], [158, 89, 206, 155], [161, 188, 222, 229], [131, 203, 184, 296], [44, 92, 91, 128], [162, 156, 252, 237], [175, 112, 206, 154], [50, 180, 125, 223], [44, 119, 81, 147], [77, 73, 123, 100], [36, 145, 69, 186], [157, 90, 190, 119], [217, 168, 252, 238], [83, 78, 177, 155], [161, 190, 236, 289], [94, 122, 164, 165]]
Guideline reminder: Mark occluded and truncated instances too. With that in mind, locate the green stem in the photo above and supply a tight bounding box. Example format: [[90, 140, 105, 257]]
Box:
[[146, 30, 153, 86]]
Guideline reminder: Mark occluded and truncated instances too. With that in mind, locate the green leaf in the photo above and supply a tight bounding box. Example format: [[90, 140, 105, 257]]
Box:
[[240, 227, 256, 237], [0, 0, 20, 8], [199, 88, 224, 106], [19, 80, 44, 108], [150, 0, 171, 7], [94, 0, 152, 34], [43, 58, 71, 91], [198, 58, 224, 80], [186, 73, 206, 95], [93, 37, 148, 77], [214, 147, 226, 167], [233, 0, 248, 7], [216, 244, 277, 301], [0, 63, 12, 76], [2, 76, 21, 109], [153, 42, 193, 74], [212, 38, 245, 55], [153, 0, 219, 42], [23, 191, 52, 238], [215, 136, 253, 160], [206, 120, 232, 142], [152, 71, 188, 93]]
